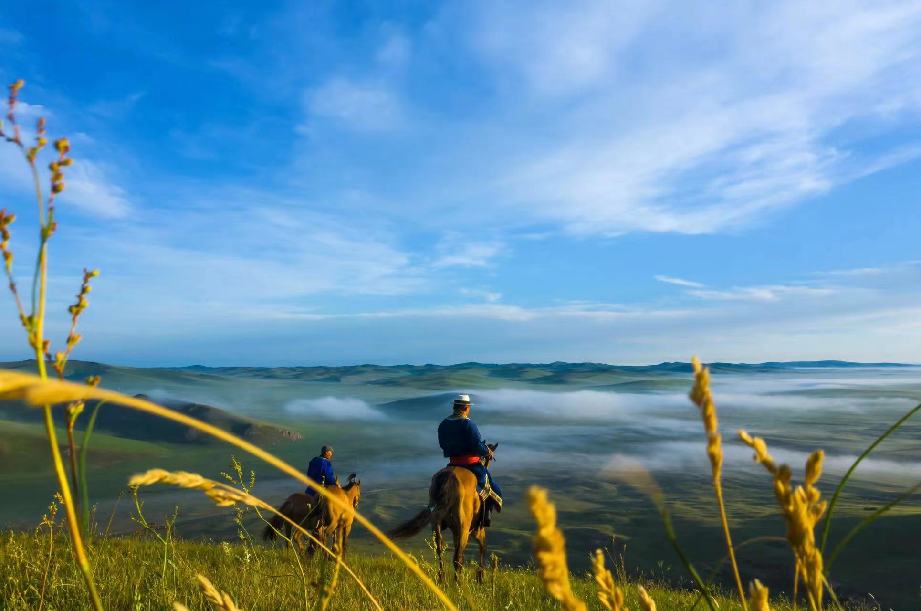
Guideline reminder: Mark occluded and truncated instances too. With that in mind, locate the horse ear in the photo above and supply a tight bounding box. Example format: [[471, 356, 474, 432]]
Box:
[[347, 472, 357, 483]]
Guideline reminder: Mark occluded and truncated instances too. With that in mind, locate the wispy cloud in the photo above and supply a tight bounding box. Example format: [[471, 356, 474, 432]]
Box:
[[305, 77, 402, 132], [88, 92, 146, 120], [654, 275, 705, 288], [431, 233, 503, 268], [60, 159, 132, 218], [466, 0, 921, 235], [687, 284, 835, 302]]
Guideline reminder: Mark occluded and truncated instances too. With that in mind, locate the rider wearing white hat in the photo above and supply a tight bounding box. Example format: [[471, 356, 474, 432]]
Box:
[[437, 393, 503, 524]]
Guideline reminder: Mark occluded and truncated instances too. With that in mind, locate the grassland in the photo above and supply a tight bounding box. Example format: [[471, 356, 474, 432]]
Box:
[[0, 530, 804, 610], [2, 360, 921, 607]]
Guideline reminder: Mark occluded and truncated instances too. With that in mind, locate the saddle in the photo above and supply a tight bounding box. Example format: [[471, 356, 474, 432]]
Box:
[[441, 465, 502, 509]]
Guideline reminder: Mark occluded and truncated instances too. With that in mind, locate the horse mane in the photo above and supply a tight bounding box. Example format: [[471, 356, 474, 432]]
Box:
[[343, 473, 360, 493]]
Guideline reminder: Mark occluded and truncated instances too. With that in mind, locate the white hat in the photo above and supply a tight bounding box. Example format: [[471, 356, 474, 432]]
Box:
[[454, 394, 472, 404]]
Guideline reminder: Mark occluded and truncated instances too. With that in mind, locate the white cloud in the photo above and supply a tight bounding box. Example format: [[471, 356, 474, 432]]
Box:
[[284, 397, 385, 420], [306, 77, 402, 131], [460, 288, 502, 303], [60, 159, 132, 218], [465, 0, 921, 235], [654, 275, 704, 288], [88, 92, 146, 119], [376, 31, 410, 69], [687, 284, 835, 302], [431, 233, 503, 268], [471, 0, 660, 96], [0, 146, 130, 220]]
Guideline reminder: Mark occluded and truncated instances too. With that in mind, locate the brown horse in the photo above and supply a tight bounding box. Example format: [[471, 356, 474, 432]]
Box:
[[263, 492, 314, 542], [263, 473, 361, 557], [389, 444, 498, 582]]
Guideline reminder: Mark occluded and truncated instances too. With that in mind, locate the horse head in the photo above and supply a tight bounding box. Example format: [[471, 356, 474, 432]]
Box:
[[485, 442, 499, 467], [345, 472, 361, 507]]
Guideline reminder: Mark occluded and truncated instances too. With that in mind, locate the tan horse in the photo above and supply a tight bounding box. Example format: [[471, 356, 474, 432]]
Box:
[[311, 473, 361, 557], [263, 473, 361, 557], [389, 444, 498, 582]]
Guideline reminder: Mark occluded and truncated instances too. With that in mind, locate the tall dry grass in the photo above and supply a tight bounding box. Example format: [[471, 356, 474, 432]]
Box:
[[2, 78, 919, 610], [0, 79, 453, 611]]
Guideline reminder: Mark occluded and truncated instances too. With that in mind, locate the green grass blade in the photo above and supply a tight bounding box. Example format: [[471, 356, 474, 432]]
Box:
[[78, 400, 106, 535], [819, 402, 921, 556], [826, 480, 921, 573], [658, 503, 718, 611]]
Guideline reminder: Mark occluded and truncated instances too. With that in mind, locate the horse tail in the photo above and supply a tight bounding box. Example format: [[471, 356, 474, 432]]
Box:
[[263, 499, 291, 541], [388, 507, 432, 539], [389, 470, 453, 539], [262, 512, 285, 541]]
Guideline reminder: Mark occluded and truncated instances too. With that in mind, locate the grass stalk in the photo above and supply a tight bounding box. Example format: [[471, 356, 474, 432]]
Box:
[[690, 357, 747, 610], [78, 400, 105, 535], [0, 370, 455, 611], [819, 402, 921, 556], [826, 479, 921, 573]]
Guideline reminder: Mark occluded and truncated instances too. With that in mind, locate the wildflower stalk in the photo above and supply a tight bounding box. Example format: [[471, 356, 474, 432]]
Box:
[[1, 79, 102, 611], [689, 356, 747, 610], [0, 370, 454, 610]]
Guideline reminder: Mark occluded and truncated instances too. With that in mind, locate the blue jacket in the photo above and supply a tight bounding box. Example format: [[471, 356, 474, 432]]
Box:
[[438, 415, 488, 458], [306, 456, 335, 493]]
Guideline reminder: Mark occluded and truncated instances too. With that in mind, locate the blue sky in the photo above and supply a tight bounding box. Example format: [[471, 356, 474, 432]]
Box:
[[1, 1, 920, 366]]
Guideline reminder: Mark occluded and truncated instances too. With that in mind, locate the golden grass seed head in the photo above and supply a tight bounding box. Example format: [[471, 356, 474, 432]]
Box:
[[636, 586, 657, 611], [53, 137, 70, 155], [592, 548, 625, 611], [748, 579, 770, 611], [528, 486, 587, 611], [195, 574, 243, 611], [805, 450, 824, 487]]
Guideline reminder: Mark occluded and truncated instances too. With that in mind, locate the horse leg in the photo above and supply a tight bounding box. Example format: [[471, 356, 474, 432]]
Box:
[[434, 522, 445, 583], [453, 523, 470, 580], [475, 527, 487, 584], [334, 526, 344, 557], [341, 523, 352, 558]]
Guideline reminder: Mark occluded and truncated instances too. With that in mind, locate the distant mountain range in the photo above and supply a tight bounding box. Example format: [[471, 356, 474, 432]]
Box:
[[0, 358, 914, 389]]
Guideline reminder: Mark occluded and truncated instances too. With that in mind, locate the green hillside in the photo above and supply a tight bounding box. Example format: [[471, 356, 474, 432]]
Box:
[[0, 532, 800, 610]]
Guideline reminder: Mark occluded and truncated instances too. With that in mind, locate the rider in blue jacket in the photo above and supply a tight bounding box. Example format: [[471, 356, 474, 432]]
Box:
[[438, 394, 503, 524], [305, 445, 336, 497]]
